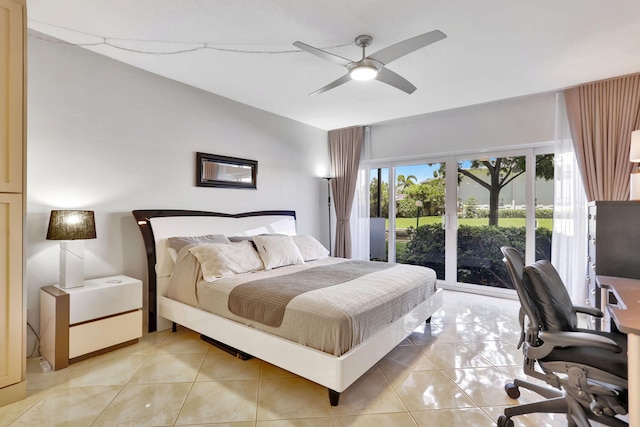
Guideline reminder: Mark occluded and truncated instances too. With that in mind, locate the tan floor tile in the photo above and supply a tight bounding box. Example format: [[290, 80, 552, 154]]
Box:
[[0, 388, 50, 426], [25, 357, 78, 390], [257, 418, 337, 427], [131, 352, 205, 384], [158, 330, 212, 354], [95, 336, 161, 360], [442, 367, 520, 407], [365, 364, 382, 374], [478, 318, 524, 341], [387, 370, 476, 411], [197, 351, 262, 381], [426, 322, 499, 342], [412, 408, 495, 426], [8, 386, 121, 427], [176, 380, 259, 424], [330, 373, 406, 416], [335, 412, 418, 427], [60, 354, 147, 387], [376, 345, 438, 373], [178, 421, 256, 427], [92, 382, 192, 426], [257, 378, 333, 420], [260, 362, 298, 379], [418, 341, 493, 369], [406, 323, 443, 346], [141, 329, 172, 346], [464, 340, 524, 367], [182, 423, 255, 427]]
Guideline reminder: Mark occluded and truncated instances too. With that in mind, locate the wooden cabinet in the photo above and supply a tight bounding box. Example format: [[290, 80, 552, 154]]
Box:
[[0, 0, 24, 193], [40, 276, 143, 370], [0, 195, 23, 400], [0, 0, 25, 408], [587, 201, 640, 329]]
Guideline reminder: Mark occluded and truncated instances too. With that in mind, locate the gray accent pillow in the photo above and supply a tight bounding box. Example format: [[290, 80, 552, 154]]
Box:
[[228, 236, 254, 243], [167, 234, 231, 263], [168, 234, 230, 253]]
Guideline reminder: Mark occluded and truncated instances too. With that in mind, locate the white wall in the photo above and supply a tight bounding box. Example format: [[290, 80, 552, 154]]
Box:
[[370, 93, 557, 161], [26, 33, 329, 349]]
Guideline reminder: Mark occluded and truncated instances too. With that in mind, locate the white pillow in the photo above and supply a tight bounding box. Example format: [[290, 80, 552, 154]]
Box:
[[292, 235, 329, 261], [252, 235, 305, 270], [188, 241, 264, 282]]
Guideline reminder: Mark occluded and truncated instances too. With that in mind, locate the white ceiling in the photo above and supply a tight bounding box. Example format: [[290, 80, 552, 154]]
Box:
[[27, 0, 640, 130]]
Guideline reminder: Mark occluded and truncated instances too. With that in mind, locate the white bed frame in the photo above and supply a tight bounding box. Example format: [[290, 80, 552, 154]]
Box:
[[132, 209, 443, 405]]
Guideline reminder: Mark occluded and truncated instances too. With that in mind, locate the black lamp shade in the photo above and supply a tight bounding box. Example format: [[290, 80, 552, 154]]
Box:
[[46, 210, 97, 240]]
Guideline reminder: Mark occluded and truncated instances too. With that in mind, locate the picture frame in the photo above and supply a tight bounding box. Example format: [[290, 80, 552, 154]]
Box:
[[196, 152, 258, 189]]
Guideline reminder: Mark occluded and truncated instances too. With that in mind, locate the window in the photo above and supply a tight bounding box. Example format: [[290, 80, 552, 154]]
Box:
[[369, 148, 554, 295], [369, 168, 389, 261]]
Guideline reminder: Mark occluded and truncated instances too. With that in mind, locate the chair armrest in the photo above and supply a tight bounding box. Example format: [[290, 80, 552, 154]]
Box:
[[539, 331, 622, 353], [573, 305, 603, 318]]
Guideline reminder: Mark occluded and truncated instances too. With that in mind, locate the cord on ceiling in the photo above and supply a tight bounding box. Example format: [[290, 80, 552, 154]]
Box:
[[28, 19, 354, 55]]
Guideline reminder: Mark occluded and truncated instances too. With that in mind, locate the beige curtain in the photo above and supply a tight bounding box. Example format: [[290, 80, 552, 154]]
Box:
[[329, 126, 363, 258], [564, 73, 640, 201]]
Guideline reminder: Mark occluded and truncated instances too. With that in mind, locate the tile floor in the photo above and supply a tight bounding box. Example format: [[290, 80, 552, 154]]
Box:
[[0, 290, 571, 426]]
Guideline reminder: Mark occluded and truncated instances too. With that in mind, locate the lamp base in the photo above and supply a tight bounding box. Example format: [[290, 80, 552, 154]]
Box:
[[631, 173, 640, 201], [59, 241, 85, 289]]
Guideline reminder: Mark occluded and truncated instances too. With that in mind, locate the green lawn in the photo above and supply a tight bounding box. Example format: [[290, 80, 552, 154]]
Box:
[[392, 216, 553, 230]]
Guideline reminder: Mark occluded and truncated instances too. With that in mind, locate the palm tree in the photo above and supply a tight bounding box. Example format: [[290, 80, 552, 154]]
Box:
[[396, 174, 417, 193]]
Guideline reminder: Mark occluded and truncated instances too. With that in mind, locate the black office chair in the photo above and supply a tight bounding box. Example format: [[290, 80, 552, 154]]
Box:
[[499, 246, 628, 427]]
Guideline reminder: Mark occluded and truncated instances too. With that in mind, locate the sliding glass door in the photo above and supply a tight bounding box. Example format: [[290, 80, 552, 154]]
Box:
[[369, 148, 554, 295], [393, 163, 446, 280], [369, 168, 389, 261], [456, 156, 528, 289]]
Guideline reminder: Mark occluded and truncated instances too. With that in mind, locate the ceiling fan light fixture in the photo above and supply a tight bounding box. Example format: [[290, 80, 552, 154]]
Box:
[[350, 65, 378, 81]]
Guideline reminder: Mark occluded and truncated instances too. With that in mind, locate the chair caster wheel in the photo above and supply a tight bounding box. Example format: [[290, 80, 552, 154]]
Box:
[[505, 382, 521, 399], [497, 415, 514, 427]]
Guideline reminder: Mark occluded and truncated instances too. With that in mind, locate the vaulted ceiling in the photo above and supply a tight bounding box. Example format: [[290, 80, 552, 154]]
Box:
[[27, 0, 640, 130]]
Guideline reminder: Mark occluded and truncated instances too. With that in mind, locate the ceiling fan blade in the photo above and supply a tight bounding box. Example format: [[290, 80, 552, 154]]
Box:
[[368, 30, 446, 65], [309, 74, 352, 96], [293, 41, 352, 67], [375, 68, 417, 94]]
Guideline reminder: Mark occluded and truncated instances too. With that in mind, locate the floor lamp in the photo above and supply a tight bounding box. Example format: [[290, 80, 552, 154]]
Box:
[[323, 177, 334, 255]]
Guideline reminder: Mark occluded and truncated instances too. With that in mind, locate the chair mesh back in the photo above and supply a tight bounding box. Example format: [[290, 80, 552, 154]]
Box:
[[522, 260, 577, 331]]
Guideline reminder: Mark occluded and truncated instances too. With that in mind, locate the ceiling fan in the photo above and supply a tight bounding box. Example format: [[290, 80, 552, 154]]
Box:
[[293, 30, 446, 95]]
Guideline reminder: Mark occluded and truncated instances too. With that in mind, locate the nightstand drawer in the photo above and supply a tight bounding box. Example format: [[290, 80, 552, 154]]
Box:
[[68, 276, 142, 324], [69, 310, 142, 359]]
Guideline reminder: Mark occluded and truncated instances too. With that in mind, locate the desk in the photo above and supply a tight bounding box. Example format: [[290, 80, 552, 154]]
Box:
[[597, 275, 640, 427]]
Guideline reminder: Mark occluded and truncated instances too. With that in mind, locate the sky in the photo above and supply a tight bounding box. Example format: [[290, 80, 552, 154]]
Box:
[[371, 161, 473, 184]]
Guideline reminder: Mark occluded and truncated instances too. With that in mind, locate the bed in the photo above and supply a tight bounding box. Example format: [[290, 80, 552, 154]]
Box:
[[132, 209, 442, 405]]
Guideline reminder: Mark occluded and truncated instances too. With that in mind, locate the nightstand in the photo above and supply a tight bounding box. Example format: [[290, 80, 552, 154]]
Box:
[[40, 275, 143, 370]]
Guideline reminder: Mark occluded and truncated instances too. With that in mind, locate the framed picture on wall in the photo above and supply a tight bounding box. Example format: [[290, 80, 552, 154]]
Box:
[[196, 152, 257, 189]]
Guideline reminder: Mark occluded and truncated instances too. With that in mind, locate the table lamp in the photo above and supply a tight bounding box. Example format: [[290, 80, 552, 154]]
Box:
[[46, 210, 96, 288], [631, 130, 640, 201]]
